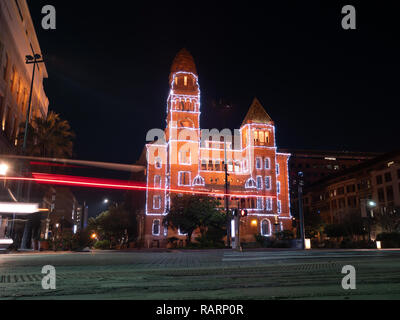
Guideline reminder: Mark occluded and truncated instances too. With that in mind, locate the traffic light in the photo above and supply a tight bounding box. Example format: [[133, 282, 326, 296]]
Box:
[[240, 209, 248, 218]]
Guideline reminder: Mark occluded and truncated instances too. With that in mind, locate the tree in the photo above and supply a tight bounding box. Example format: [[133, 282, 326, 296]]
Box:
[[164, 194, 224, 244], [18, 111, 75, 158], [375, 207, 400, 233], [88, 204, 133, 246], [18, 112, 75, 249]]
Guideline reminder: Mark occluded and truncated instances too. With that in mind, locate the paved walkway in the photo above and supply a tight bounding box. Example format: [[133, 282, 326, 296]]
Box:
[[0, 249, 399, 299]]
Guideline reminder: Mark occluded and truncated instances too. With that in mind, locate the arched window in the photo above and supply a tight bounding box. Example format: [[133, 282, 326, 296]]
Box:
[[245, 178, 257, 189], [193, 175, 205, 186], [261, 220, 271, 237]]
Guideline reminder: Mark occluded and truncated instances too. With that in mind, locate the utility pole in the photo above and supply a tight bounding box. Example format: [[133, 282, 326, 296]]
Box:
[[297, 172, 306, 250], [224, 141, 231, 248]]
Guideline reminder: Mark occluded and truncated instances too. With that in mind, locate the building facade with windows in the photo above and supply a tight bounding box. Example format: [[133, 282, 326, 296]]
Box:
[[302, 151, 400, 239], [138, 49, 292, 248], [0, 0, 49, 153]]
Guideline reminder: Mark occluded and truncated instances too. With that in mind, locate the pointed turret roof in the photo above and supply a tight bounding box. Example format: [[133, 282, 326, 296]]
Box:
[[241, 98, 273, 127], [170, 48, 197, 76]]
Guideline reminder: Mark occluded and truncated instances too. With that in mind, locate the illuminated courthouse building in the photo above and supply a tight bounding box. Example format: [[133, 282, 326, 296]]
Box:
[[138, 49, 292, 248]]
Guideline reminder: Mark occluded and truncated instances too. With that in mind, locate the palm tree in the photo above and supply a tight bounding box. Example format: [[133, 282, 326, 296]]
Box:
[[18, 111, 75, 158], [17, 111, 75, 250]]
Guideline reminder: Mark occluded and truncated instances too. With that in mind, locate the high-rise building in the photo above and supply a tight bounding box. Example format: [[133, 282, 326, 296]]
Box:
[[137, 49, 292, 248], [0, 0, 49, 153]]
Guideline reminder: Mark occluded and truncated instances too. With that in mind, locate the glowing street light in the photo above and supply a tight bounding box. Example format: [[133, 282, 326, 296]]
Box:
[[103, 199, 109, 204], [0, 163, 8, 176], [368, 201, 377, 208]]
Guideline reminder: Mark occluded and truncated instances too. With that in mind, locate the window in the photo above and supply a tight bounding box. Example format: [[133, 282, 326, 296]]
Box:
[[184, 76, 188, 86], [154, 175, 161, 189], [261, 220, 270, 236], [201, 160, 207, 170], [254, 131, 258, 142], [152, 220, 160, 236], [276, 164, 280, 175], [178, 172, 191, 186], [265, 158, 270, 170], [257, 176, 263, 190], [378, 188, 385, 203], [259, 131, 265, 143], [277, 182, 281, 194], [265, 176, 271, 190], [387, 186, 394, 202], [228, 161, 233, 172], [376, 175, 383, 185], [163, 222, 168, 237], [153, 196, 161, 209], [256, 158, 262, 170], [155, 157, 162, 169], [338, 187, 345, 195], [266, 198, 272, 211], [257, 197, 263, 209], [346, 184, 356, 193], [215, 160, 221, 171], [234, 161, 241, 173], [384, 172, 392, 183], [243, 160, 248, 171], [179, 150, 191, 165], [245, 178, 257, 189], [277, 201, 281, 213]]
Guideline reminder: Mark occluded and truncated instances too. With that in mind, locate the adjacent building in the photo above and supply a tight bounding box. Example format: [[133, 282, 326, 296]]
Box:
[[0, 0, 49, 239], [302, 151, 400, 239], [135, 49, 292, 248]]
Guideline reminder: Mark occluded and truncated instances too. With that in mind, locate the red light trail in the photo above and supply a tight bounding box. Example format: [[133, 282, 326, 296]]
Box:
[[0, 173, 276, 199]]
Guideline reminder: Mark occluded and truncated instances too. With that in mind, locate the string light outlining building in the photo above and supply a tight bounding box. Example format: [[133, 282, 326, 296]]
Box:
[[136, 49, 292, 247]]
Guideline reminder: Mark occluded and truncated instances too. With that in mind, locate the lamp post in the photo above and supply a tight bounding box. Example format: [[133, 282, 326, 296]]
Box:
[[23, 54, 44, 151], [297, 172, 306, 250]]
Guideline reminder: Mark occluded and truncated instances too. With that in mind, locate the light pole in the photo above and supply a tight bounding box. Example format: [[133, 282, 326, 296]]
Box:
[[297, 172, 306, 250], [23, 54, 44, 151]]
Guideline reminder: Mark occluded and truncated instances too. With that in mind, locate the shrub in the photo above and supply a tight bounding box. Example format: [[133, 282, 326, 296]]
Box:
[[94, 240, 111, 250]]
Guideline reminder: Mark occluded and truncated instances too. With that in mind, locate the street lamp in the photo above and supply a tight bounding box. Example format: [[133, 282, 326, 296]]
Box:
[[23, 53, 45, 152], [103, 199, 109, 204], [0, 163, 8, 176]]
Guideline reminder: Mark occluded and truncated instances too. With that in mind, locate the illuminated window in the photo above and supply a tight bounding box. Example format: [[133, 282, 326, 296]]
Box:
[[261, 220, 270, 237], [153, 196, 161, 209], [259, 131, 265, 143], [265, 176, 271, 190], [265, 132, 270, 143], [228, 161, 233, 172], [175, 77, 178, 85], [154, 175, 161, 189], [235, 161, 241, 173], [178, 172, 191, 186], [179, 150, 191, 165], [152, 220, 160, 236], [254, 131, 258, 142], [256, 157, 262, 170], [184, 76, 188, 86]]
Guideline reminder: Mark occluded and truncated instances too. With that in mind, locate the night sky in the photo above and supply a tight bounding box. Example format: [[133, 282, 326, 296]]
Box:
[[26, 1, 400, 214]]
